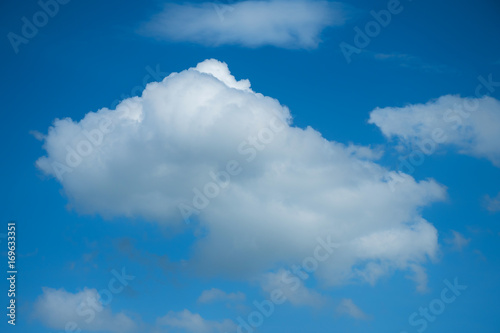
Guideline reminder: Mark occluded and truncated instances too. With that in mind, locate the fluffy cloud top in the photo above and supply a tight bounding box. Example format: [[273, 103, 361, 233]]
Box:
[[157, 309, 235, 333], [141, 0, 346, 49], [369, 95, 500, 167], [37, 59, 445, 288], [32, 288, 136, 332]]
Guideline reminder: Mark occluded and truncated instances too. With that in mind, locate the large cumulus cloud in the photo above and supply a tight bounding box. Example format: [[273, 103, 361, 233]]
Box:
[[36, 59, 445, 288]]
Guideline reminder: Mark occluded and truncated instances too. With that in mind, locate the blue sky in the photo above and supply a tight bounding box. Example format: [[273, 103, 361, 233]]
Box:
[[1, 0, 500, 332]]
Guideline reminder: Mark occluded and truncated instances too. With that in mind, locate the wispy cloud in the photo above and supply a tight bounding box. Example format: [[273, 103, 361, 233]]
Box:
[[156, 309, 235, 333], [335, 298, 370, 320], [444, 230, 471, 251], [406, 264, 430, 293], [259, 269, 327, 307], [371, 52, 457, 73], [140, 0, 347, 49], [483, 192, 500, 212], [197, 288, 246, 304]]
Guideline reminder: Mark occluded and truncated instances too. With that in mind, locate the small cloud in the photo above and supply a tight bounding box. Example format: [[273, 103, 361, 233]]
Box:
[[259, 269, 327, 307], [369, 95, 500, 168], [156, 309, 235, 333], [444, 230, 471, 251], [345, 143, 384, 160], [33, 288, 136, 332], [30, 130, 45, 141], [336, 298, 370, 320], [473, 249, 487, 261], [483, 192, 500, 212], [140, 0, 347, 49], [197, 288, 245, 304], [406, 264, 429, 293]]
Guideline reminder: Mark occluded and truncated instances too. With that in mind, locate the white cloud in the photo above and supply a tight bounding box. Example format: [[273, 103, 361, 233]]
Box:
[[369, 95, 500, 167], [259, 269, 327, 306], [156, 309, 235, 333], [33, 288, 136, 332], [444, 230, 471, 251], [36, 59, 446, 289], [197, 288, 246, 304], [406, 263, 429, 293], [336, 298, 370, 320], [141, 0, 346, 49], [484, 192, 500, 212]]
